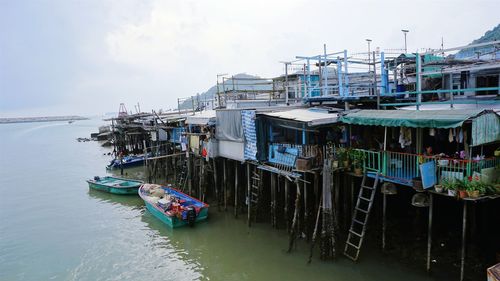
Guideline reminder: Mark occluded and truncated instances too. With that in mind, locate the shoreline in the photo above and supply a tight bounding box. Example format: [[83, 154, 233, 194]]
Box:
[[0, 115, 88, 124]]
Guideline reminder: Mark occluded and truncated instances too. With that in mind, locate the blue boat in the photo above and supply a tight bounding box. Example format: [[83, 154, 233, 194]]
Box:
[[139, 184, 209, 228], [86, 176, 144, 195], [106, 155, 145, 170]]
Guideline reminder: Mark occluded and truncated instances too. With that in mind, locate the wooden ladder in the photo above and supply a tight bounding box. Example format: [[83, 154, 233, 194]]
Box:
[[249, 169, 262, 222], [344, 173, 379, 261]]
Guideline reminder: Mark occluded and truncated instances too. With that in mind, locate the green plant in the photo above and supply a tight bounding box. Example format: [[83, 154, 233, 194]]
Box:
[[470, 180, 491, 195], [336, 147, 348, 162], [349, 149, 366, 168], [442, 178, 461, 191]]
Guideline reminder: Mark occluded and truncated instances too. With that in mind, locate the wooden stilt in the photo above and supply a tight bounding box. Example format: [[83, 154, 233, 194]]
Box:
[[287, 181, 301, 253], [234, 162, 238, 218], [308, 196, 323, 264], [426, 193, 433, 272], [213, 158, 220, 211], [223, 158, 227, 211], [460, 201, 467, 281], [271, 173, 276, 228], [382, 193, 387, 251], [285, 178, 290, 232], [303, 172, 309, 241], [247, 163, 251, 227]]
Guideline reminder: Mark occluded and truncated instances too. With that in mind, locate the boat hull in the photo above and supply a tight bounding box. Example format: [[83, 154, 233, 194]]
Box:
[[86, 176, 143, 195], [144, 200, 208, 228], [139, 185, 209, 228], [106, 156, 145, 170]]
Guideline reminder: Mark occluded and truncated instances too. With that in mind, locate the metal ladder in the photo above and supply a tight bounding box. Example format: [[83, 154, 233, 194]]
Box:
[[344, 173, 379, 261]]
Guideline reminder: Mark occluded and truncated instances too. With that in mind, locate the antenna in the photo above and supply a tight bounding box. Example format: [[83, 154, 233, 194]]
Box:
[[441, 37, 445, 57], [118, 103, 128, 117]]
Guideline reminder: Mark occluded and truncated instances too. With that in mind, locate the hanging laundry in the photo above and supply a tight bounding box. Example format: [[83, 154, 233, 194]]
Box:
[[429, 128, 435, 136], [399, 127, 412, 148], [458, 128, 464, 143], [448, 129, 454, 143]]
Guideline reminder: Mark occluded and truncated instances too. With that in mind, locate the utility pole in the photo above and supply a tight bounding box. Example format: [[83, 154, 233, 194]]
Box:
[[216, 73, 228, 108], [366, 39, 372, 95], [284, 62, 289, 104], [402, 29, 409, 53]]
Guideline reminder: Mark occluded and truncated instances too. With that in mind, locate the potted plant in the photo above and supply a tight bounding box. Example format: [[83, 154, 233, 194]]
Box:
[[332, 147, 339, 168], [466, 180, 479, 198], [350, 149, 365, 176], [442, 178, 457, 197], [337, 147, 349, 170], [457, 179, 468, 199], [434, 184, 444, 193]]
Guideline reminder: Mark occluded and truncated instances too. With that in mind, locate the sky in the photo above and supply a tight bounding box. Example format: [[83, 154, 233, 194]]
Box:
[[0, 0, 498, 117]]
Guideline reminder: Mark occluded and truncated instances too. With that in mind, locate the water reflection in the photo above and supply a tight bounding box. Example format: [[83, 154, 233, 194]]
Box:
[[87, 188, 143, 209]]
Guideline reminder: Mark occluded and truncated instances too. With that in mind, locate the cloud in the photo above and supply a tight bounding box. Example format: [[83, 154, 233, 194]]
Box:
[[0, 0, 498, 116]]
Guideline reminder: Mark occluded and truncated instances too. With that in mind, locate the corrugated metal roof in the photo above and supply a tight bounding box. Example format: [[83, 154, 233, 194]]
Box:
[[185, 110, 216, 125], [260, 108, 339, 126]]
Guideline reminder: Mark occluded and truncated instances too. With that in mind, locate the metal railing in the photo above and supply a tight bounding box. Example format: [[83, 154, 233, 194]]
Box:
[[356, 149, 381, 172], [353, 148, 499, 184]]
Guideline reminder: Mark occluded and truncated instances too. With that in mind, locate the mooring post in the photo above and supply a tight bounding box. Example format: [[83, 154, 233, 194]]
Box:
[[223, 158, 227, 211], [213, 158, 220, 211], [314, 172, 319, 207], [303, 172, 309, 241], [287, 180, 302, 252], [200, 158, 205, 201], [187, 153, 192, 195], [284, 178, 289, 232], [271, 172, 276, 227], [234, 162, 238, 218], [460, 201, 467, 281], [426, 193, 433, 272], [382, 193, 387, 251]]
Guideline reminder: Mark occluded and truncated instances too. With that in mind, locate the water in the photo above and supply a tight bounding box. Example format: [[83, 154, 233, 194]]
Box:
[[0, 119, 436, 281]]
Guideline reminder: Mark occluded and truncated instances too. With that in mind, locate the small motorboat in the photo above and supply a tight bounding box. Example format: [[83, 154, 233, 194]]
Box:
[[139, 183, 209, 228], [106, 155, 145, 170], [86, 176, 144, 195]]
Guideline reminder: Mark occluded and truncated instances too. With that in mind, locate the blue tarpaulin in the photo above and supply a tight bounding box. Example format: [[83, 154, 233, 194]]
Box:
[[242, 110, 257, 161]]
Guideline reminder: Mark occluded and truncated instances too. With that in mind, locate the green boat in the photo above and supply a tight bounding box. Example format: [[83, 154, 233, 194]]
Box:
[[86, 176, 144, 195], [139, 184, 209, 228]]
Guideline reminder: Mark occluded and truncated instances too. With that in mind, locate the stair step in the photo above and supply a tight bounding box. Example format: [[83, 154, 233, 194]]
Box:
[[362, 185, 374, 190], [353, 218, 365, 225], [344, 252, 357, 261], [359, 196, 371, 202], [349, 229, 363, 237], [355, 207, 368, 214], [346, 241, 360, 249]]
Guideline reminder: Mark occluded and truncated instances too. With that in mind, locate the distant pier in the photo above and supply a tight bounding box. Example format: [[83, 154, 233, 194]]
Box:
[[0, 115, 88, 124]]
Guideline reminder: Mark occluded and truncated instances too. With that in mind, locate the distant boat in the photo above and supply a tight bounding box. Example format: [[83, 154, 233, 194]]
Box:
[[106, 155, 145, 170], [68, 120, 74, 124], [139, 184, 209, 228], [86, 176, 143, 195]]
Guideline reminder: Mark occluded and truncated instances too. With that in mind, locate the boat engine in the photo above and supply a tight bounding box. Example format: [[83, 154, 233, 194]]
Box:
[[186, 207, 196, 227]]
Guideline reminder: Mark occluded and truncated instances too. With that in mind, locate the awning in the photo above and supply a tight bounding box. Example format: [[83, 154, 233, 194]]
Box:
[[260, 108, 339, 126], [340, 109, 486, 129]]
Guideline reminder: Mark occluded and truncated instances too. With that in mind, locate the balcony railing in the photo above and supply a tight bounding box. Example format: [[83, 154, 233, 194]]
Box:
[[354, 149, 499, 185]]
